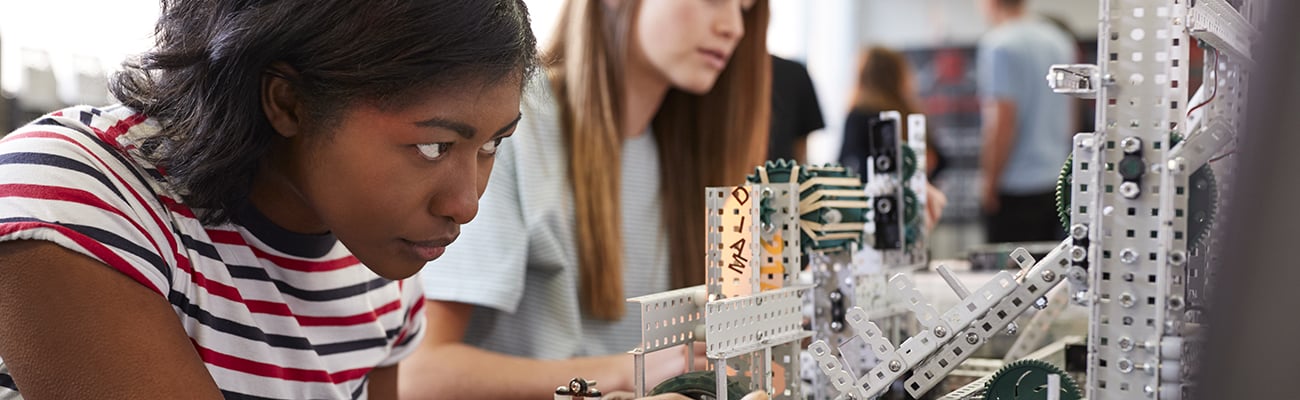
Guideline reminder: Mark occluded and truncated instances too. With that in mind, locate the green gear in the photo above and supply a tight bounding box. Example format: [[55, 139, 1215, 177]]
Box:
[[1055, 154, 1073, 232], [747, 160, 870, 254], [802, 164, 870, 253], [746, 159, 806, 186], [1053, 132, 1218, 247], [1188, 165, 1217, 247], [984, 360, 1083, 400], [902, 145, 919, 181], [649, 371, 751, 400], [902, 187, 921, 244]]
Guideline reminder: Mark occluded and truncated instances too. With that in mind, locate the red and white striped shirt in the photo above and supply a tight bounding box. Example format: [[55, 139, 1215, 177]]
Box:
[[0, 105, 426, 400]]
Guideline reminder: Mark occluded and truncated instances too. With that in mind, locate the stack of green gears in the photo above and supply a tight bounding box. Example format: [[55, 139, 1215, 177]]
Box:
[[747, 159, 867, 253], [746, 155, 923, 254]]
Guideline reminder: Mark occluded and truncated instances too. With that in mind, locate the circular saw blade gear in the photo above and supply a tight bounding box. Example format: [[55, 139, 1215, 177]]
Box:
[[1171, 131, 1219, 247], [748, 160, 870, 254], [649, 371, 750, 400], [1188, 165, 1218, 247], [983, 359, 1083, 400], [1055, 154, 1073, 232]]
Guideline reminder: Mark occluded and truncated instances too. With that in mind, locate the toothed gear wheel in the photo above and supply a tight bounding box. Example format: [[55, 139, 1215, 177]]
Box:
[[1055, 153, 1073, 232], [902, 145, 919, 181], [902, 187, 921, 244], [649, 371, 750, 400], [1054, 135, 1218, 247], [1172, 132, 1219, 247], [746, 159, 807, 186], [1188, 165, 1217, 247], [984, 360, 1083, 400], [748, 160, 869, 253]]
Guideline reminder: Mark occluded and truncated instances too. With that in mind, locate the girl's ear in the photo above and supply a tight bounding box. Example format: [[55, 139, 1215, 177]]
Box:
[[261, 62, 303, 139]]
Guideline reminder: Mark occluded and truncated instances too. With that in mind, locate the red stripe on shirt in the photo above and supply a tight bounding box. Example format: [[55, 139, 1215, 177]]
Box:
[[93, 112, 149, 145], [0, 221, 164, 295], [392, 296, 426, 345], [3, 128, 190, 273], [173, 255, 402, 325], [192, 340, 372, 383], [159, 195, 197, 219], [205, 228, 244, 245], [251, 247, 359, 272], [0, 183, 164, 251], [296, 299, 403, 327], [204, 228, 356, 272]]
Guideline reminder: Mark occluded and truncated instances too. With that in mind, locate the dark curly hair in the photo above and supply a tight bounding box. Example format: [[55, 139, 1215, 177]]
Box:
[[110, 0, 538, 224]]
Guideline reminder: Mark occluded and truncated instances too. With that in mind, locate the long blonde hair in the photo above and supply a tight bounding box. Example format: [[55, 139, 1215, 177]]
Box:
[[851, 46, 920, 116], [547, 0, 771, 320]]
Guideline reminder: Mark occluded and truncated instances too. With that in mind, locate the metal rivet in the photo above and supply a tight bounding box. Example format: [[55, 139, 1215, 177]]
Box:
[[1121, 137, 1143, 154], [888, 360, 902, 372], [823, 208, 843, 224], [1118, 358, 1134, 373], [934, 326, 948, 338], [878, 198, 893, 214], [1169, 250, 1187, 266], [1120, 181, 1141, 199], [1070, 246, 1087, 262], [1118, 337, 1135, 352], [1070, 224, 1089, 240], [966, 332, 979, 345], [876, 156, 893, 171], [1041, 270, 1057, 283], [1120, 248, 1139, 264], [1119, 293, 1136, 308], [1169, 296, 1185, 310]]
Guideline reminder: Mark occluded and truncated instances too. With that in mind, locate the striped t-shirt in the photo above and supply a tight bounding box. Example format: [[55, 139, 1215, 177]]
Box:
[[0, 105, 426, 399]]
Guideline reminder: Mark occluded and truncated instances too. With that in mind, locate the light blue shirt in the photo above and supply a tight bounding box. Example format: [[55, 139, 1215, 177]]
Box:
[[977, 16, 1075, 194], [419, 76, 670, 359]]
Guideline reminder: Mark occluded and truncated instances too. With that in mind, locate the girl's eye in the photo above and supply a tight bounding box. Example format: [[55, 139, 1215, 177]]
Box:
[[416, 143, 452, 161], [481, 137, 507, 155]]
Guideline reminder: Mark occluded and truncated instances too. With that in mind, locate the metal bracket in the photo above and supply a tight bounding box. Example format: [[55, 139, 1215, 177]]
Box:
[[705, 285, 813, 359], [1047, 64, 1104, 98], [1188, 0, 1258, 63], [903, 240, 1073, 397], [1166, 119, 1235, 175]]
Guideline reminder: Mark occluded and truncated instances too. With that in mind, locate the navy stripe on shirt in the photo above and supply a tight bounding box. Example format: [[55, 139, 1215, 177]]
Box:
[[0, 151, 127, 202]]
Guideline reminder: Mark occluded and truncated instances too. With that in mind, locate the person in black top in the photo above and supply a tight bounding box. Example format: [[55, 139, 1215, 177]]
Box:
[[840, 46, 948, 230], [839, 46, 946, 179], [769, 55, 825, 163]]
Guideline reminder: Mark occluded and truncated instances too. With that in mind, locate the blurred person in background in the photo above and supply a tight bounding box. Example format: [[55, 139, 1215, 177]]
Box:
[[400, 0, 773, 398], [768, 54, 824, 163], [840, 46, 947, 231], [975, 0, 1073, 242]]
